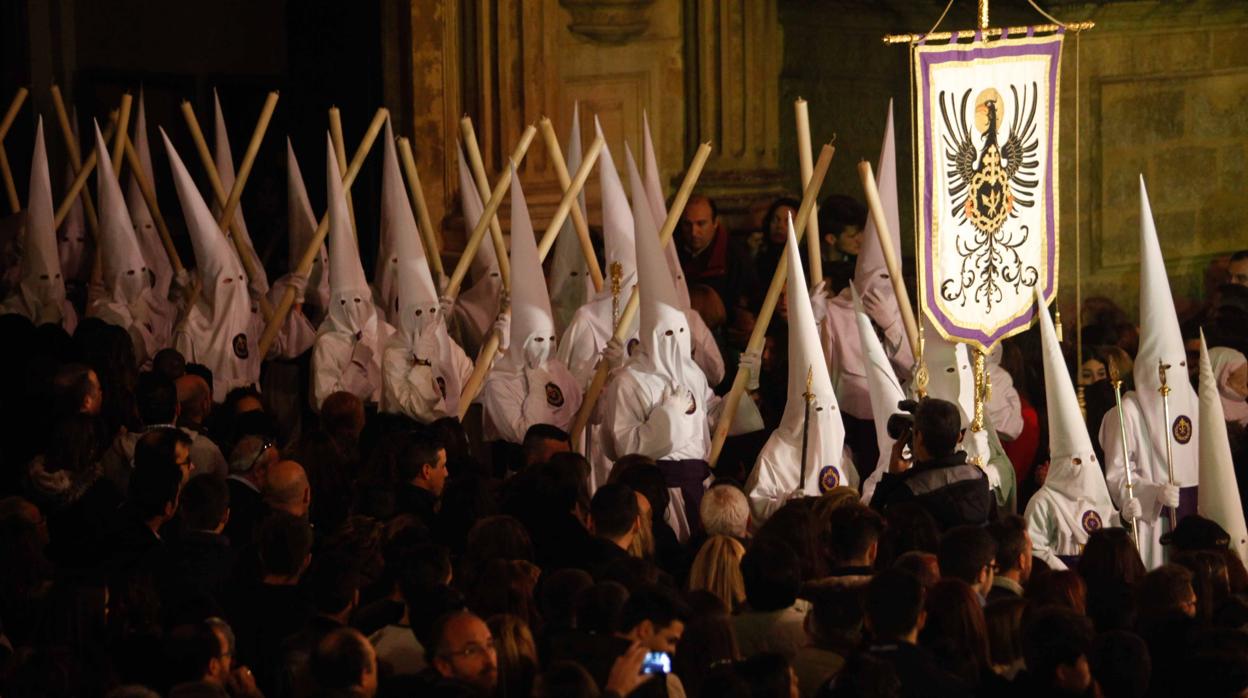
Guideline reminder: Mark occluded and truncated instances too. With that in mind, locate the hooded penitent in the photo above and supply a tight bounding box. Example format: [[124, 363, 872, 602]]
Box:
[[321, 135, 379, 341], [854, 287, 908, 503], [163, 128, 253, 401], [452, 140, 502, 355], [57, 108, 90, 284], [213, 90, 269, 300], [286, 138, 330, 318], [90, 122, 162, 362], [548, 103, 592, 334], [376, 117, 410, 324], [3, 118, 73, 329], [747, 214, 855, 522], [480, 167, 582, 441], [822, 101, 912, 421], [126, 91, 174, 300], [1025, 292, 1118, 569], [1198, 333, 1248, 562]]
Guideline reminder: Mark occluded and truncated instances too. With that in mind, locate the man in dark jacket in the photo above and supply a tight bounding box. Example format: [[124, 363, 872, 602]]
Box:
[[869, 398, 995, 530]]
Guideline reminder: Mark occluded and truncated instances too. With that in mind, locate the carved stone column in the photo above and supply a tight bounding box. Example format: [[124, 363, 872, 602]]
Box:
[[684, 0, 786, 227]]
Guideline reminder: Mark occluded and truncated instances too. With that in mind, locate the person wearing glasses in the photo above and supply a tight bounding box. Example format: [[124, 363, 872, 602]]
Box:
[[428, 611, 498, 695], [938, 526, 999, 606]]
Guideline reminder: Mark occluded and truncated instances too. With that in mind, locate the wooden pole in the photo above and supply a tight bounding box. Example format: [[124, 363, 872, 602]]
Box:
[[444, 124, 538, 299], [537, 133, 603, 262], [53, 118, 120, 229], [48, 86, 100, 234], [858, 160, 919, 357], [706, 143, 835, 466], [455, 132, 606, 417], [110, 93, 133, 179], [0, 87, 27, 141], [538, 116, 604, 292], [121, 133, 183, 272], [459, 116, 513, 290], [0, 87, 27, 213], [794, 98, 823, 288], [257, 108, 389, 358], [396, 136, 443, 278], [327, 107, 358, 236], [568, 142, 714, 449]]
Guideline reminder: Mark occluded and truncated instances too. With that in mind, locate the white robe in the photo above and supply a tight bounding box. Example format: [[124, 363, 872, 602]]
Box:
[[748, 433, 857, 523], [380, 329, 474, 422], [819, 293, 913, 421], [1024, 488, 1121, 570], [481, 358, 583, 443], [312, 309, 393, 409]]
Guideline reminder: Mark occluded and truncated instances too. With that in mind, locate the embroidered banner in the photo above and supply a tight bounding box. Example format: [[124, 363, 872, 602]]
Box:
[[914, 33, 1062, 351]]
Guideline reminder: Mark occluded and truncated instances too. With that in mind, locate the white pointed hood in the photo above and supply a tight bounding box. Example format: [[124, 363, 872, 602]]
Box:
[[853, 286, 907, 483], [549, 103, 592, 332], [1198, 332, 1248, 561], [642, 111, 689, 309], [378, 117, 417, 322], [1135, 176, 1199, 485], [1037, 291, 1113, 505], [923, 320, 976, 428], [501, 167, 558, 371], [854, 100, 901, 298], [162, 128, 250, 319], [598, 118, 636, 298], [213, 90, 268, 298], [630, 142, 691, 388], [286, 137, 330, 312], [323, 134, 376, 338], [94, 122, 151, 310], [125, 91, 173, 299], [57, 108, 90, 283], [13, 118, 68, 323], [453, 139, 502, 349]]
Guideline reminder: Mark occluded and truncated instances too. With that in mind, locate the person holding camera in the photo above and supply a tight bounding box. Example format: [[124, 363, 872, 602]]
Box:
[[868, 397, 996, 530]]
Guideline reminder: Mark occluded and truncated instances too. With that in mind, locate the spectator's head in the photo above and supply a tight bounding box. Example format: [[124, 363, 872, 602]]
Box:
[[575, 582, 629, 635], [914, 397, 962, 459], [680, 194, 720, 254], [264, 460, 310, 517], [879, 502, 941, 565], [320, 391, 365, 445], [806, 585, 864, 646], [894, 550, 941, 589], [166, 622, 229, 686], [736, 653, 798, 698], [1136, 564, 1198, 624], [741, 539, 801, 612], [672, 611, 739, 697], [538, 568, 593, 631], [135, 426, 194, 483], [429, 611, 498, 693], [521, 424, 570, 468], [865, 568, 926, 643], [396, 429, 448, 497], [919, 579, 990, 683], [763, 196, 801, 246], [258, 512, 314, 582], [988, 515, 1032, 584], [1025, 569, 1087, 615], [309, 556, 363, 621], [135, 371, 177, 427], [589, 483, 640, 548], [1229, 249, 1248, 287], [175, 374, 212, 426], [1078, 527, 1146, 589], [939, 525, 997, 597], [533, 661, 598, 698], [1022, 607, 1094, 694], [825, 504, 885, 568], [151, 348, 186, 382], [52, 363, 102, 416], [689, 535, 747, 610], [128, 458, 183, 527], [180, 474, 230, 533], [700, 483, 750, 538], [984, 597, 1026, 676], [311, 627, 378, 698], [611, 458, 670, 525], [1091, 630, 1150, 698], [184, 363, 213, 398], [228, 435, 277, 488], [619, 586, 689, 654], [818, 194, 867, 258], [689, 283, 727, 331]]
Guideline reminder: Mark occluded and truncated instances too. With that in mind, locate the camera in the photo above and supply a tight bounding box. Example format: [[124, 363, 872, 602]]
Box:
[[886, 399, 919, 440]]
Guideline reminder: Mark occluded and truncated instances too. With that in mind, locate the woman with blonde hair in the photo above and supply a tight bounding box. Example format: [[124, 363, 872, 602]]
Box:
[[488, 613, 539, 698], [689, 535, 747, 610]]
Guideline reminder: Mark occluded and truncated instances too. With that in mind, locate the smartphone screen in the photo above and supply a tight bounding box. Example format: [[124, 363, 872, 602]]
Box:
[[641, 651, 671, 675]]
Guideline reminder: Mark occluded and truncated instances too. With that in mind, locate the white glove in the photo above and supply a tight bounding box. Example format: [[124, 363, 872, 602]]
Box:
[[436, 272, 450, 296], [861, 286, 899, 328], [438, 294, 455, 321], [1121, 497, 1143, 521], [492, 312, 511, 350], [1158, 483, 1181, 509], [287, 273, 309, 304], [660, 385, 691, 415], [603, 336, 626, 370], [739, 349, 762, 391], [350, 341, 374, 367], [173, 267, 192, 293], [809, 279, 830, 325]]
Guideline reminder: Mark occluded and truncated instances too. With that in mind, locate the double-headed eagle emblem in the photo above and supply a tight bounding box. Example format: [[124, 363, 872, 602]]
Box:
[[939, 84, 1042, 310]]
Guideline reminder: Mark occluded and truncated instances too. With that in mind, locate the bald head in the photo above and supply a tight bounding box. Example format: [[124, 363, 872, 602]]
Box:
[[176, 375, 212, 424], [265, 460, 310, 517]]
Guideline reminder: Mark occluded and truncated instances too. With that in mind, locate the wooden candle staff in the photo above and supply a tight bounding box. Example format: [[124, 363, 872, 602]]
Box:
[[120, 132, 184, 273], [53, 114, 121, 229], [794, 98, 823, 288], [0, 87, 29, 213], [707, 143, 835, 467], [858, 160, 919, 357], [49, 86, 100, 234], [455, 131, 606, 418], [568, 142, 714, 450], [396, 136, 443, 278], [328, 107, 359, 236], [538, 116, 604, 292], [460, 117, 513, 290], [258, 108, 389, 358]]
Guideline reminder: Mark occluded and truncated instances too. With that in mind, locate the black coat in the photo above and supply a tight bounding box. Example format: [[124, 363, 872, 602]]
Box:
[[869, 452, 996, 531]]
